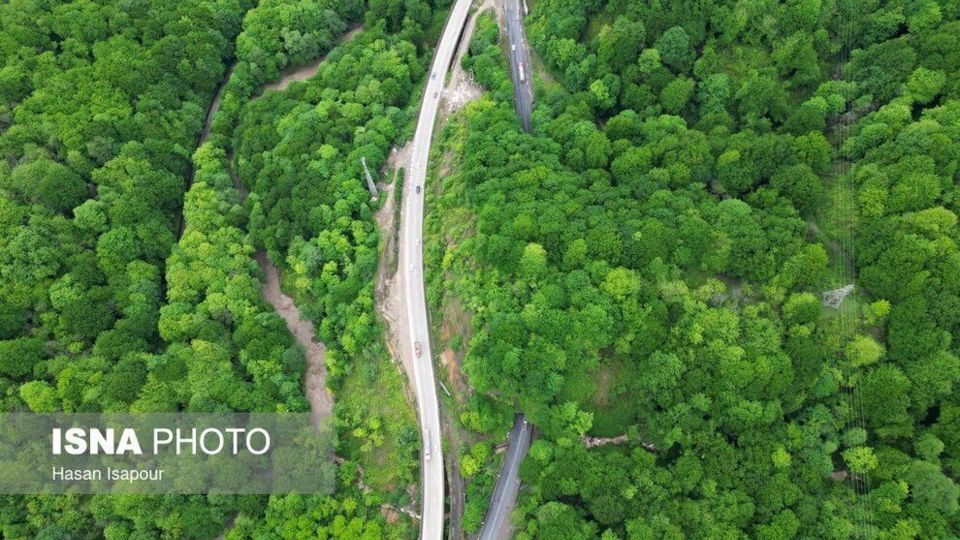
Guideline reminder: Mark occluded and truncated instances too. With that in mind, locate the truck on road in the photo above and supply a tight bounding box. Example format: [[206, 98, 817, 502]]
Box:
[[518, 62, 526, 82], [415, 341, 422, 357]]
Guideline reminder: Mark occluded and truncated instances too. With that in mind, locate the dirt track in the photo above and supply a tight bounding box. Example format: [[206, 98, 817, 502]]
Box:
[[260, 26, 364, 95]]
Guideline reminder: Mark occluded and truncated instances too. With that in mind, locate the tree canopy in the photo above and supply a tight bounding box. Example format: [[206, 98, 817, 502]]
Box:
[[428, 0, 960, 537]]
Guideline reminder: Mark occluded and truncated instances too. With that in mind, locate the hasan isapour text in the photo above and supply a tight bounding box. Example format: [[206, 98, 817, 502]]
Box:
[[52, 467, 164, 482]]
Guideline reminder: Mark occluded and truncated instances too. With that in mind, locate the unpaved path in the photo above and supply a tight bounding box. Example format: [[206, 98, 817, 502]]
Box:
[[256, 251, 333, 425]]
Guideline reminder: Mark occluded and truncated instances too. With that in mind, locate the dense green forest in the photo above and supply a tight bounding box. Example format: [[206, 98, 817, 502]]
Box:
[[1, 0, 959, 538], [0, 0, 445, 537], [426, 0, 960, 537]]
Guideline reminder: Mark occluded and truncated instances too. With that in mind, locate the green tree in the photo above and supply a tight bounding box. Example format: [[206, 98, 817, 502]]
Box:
[[654, 26, 691, 71], [0, 338, 45, 377], [19, 381, 59, 412], [843, 447, 879, 474], [783, 293, 820, 326], [598, 17, 645, 73], [845, 336, 884, 368], [660, 77, 695, 114], [905, 67, 946, 104], [770, 164, 822, 213], [905, 461, 959, 515], [9, 158, 88, 214]]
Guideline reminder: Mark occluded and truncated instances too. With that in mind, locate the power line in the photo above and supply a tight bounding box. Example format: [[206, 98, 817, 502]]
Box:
[[831, 2, 875, 536]]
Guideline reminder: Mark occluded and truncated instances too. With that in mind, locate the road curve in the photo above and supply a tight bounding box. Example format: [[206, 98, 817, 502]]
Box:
[[478, 415, 532, 540], [401, 0, 473, 538]]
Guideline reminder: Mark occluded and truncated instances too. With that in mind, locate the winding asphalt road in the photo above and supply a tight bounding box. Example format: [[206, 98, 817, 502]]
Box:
[[479, 415, 532, 540], [400, 0, 473, 538]]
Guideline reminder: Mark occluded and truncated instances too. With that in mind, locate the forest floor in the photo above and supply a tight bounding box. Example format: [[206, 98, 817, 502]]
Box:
[[255, 251, 334, 426], [812, 112, 865, 327], [178, 64, 235, 237], [199, 64, 234, 147], [188, 24, 369, 432], [812, 161, 858, 285], [432, 0, 490, 398], [179, 17, 421, 522], [434, 5, 500, 536]]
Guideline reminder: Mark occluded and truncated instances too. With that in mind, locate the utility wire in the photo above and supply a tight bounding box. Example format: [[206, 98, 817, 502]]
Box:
[[831, 2, 875, 536]]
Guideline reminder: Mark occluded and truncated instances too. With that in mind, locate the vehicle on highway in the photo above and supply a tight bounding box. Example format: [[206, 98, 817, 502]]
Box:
[[415, 341, 422, 357], [416, 184, 421, 193], [431, 71, 436, 80], [433, 91, 438, 99], [511, 43, 516, 51], [424, 429, 432, 459], [518, 62, 526, 82]]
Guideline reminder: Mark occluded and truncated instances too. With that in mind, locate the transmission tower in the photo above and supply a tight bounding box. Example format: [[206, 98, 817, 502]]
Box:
[[822, 284, 854, 309], [360, 156, 379, 199]]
